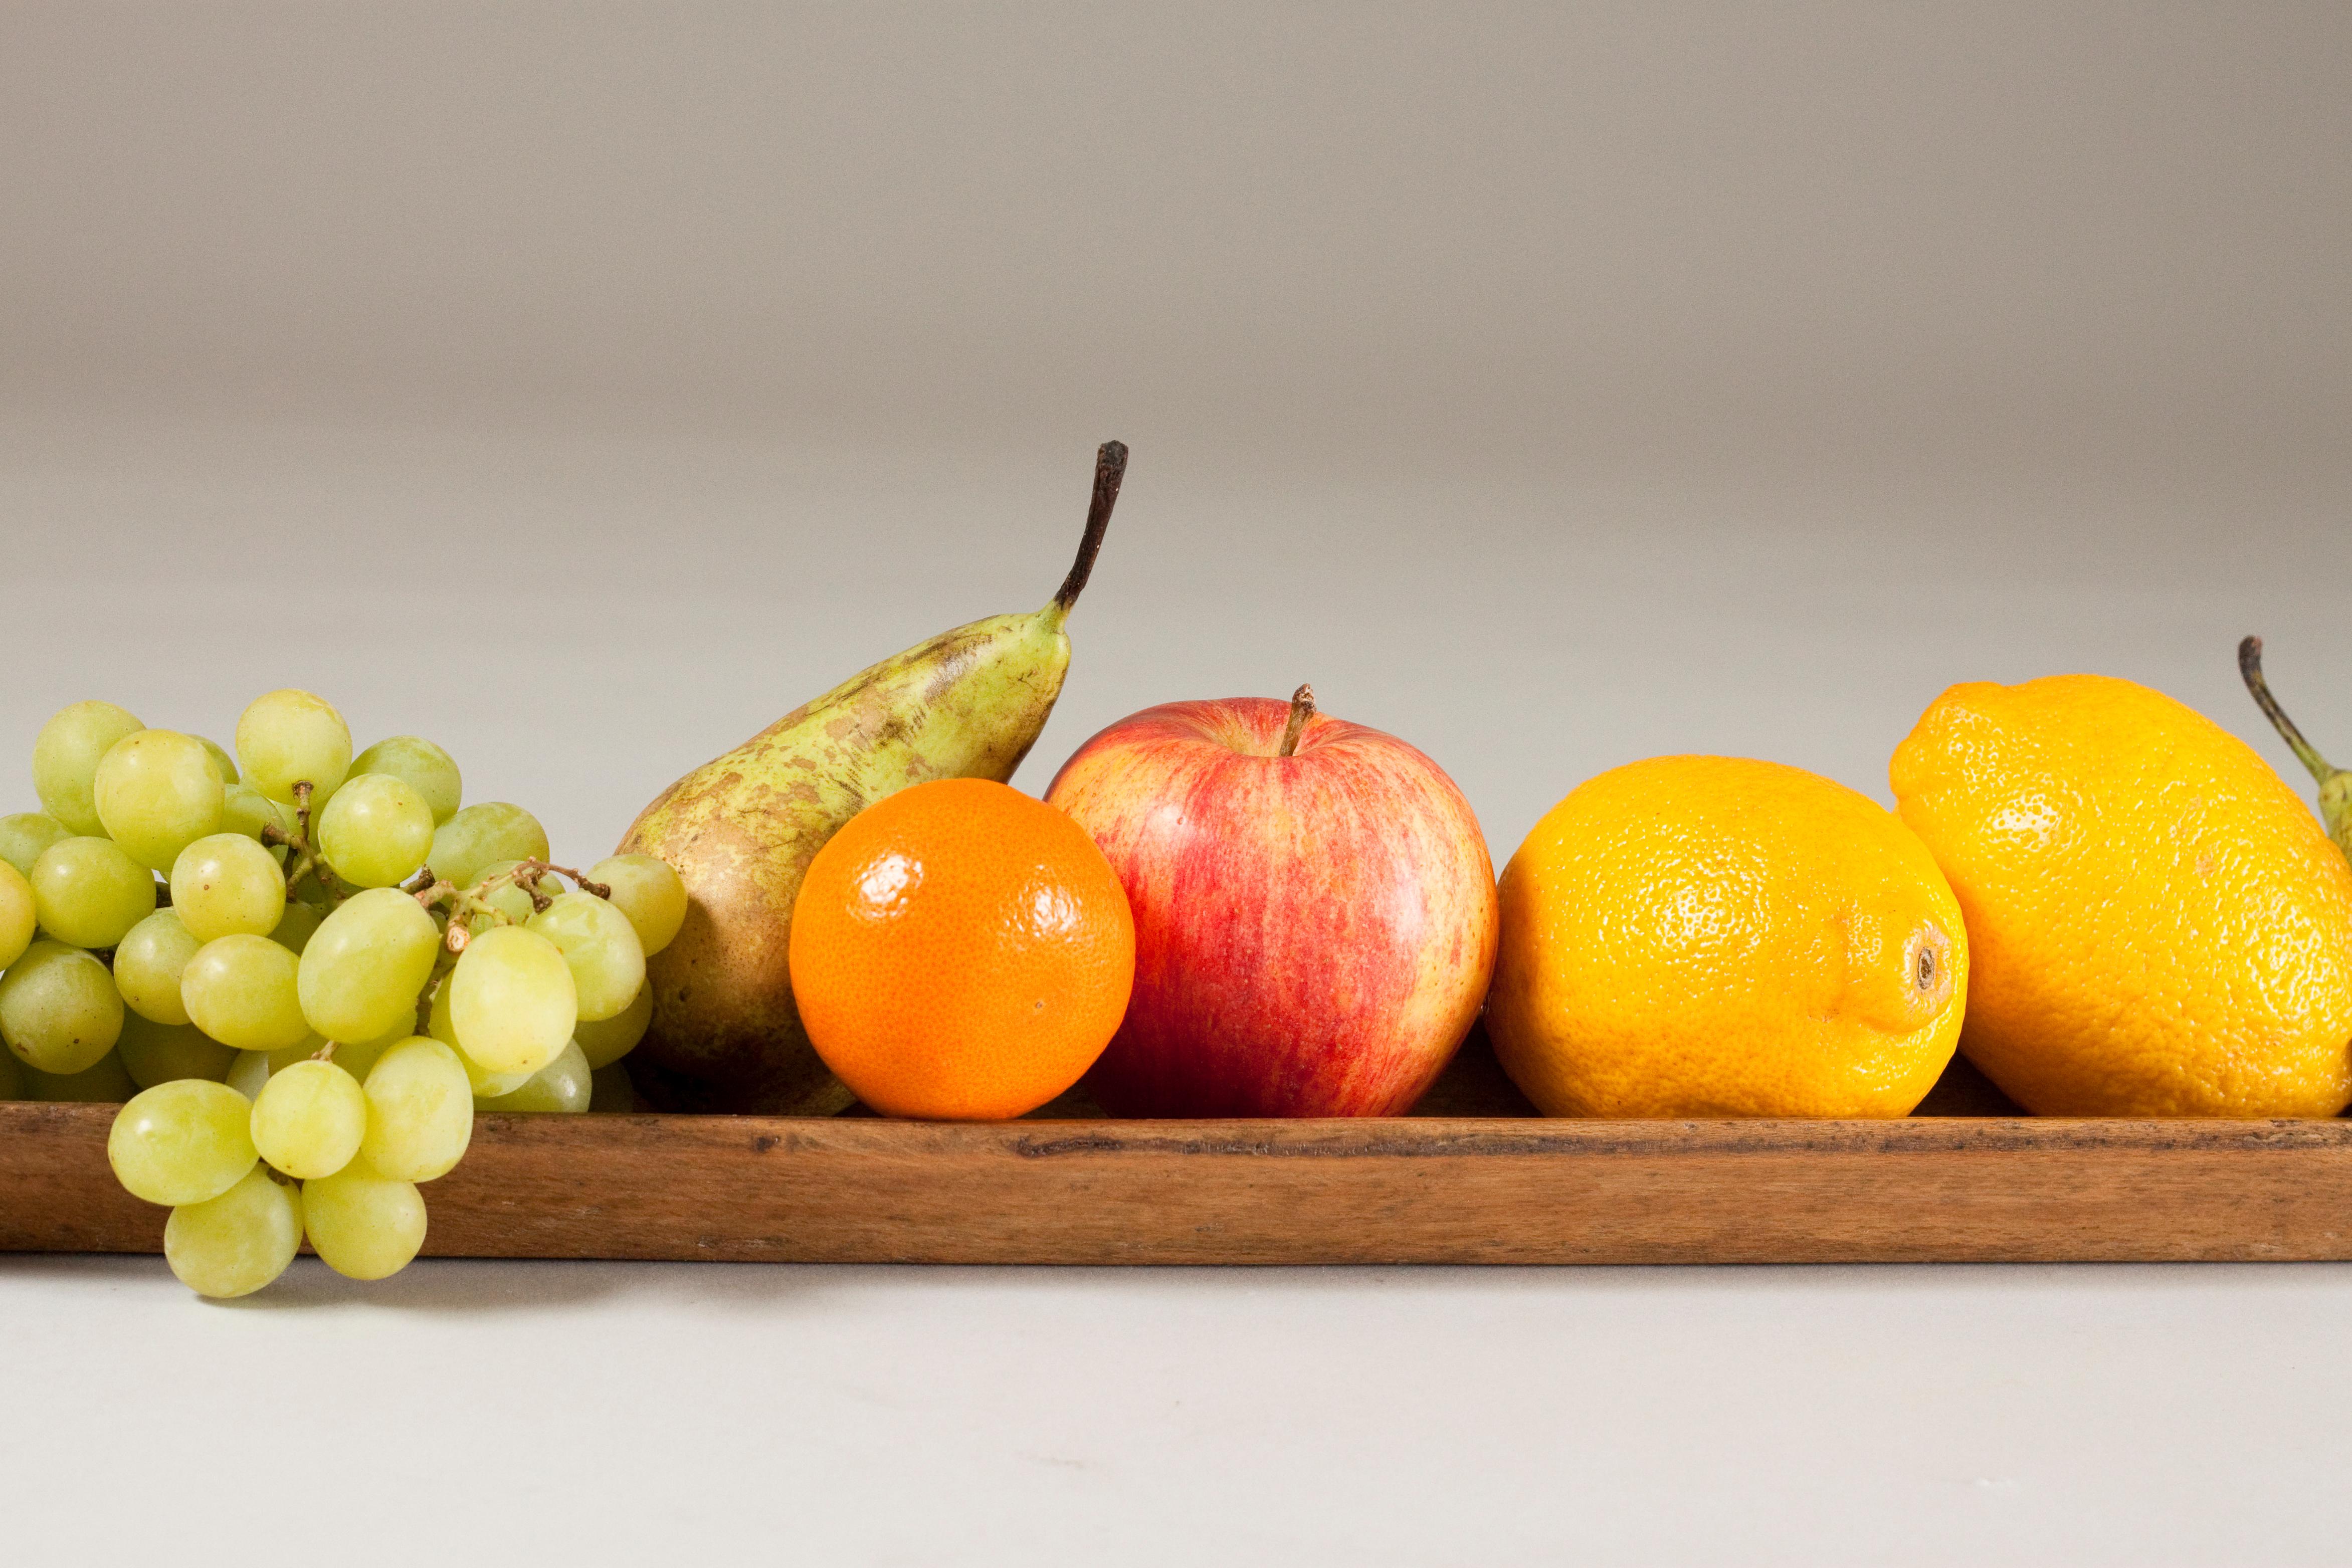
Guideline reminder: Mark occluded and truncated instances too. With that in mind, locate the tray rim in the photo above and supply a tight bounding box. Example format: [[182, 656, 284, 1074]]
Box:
[[13, 1100, 2352, 1268]]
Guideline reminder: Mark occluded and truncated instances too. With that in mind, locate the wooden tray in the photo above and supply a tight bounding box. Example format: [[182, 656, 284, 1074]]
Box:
[[9, 1041, 2351, 1265]]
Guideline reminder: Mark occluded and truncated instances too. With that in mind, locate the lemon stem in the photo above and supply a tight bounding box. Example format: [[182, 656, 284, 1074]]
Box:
[[2239, 636, 2337, 787], [1278, 684, 1316, 758]]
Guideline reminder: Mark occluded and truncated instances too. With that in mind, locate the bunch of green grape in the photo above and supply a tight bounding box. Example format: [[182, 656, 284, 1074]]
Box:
[[0, 690, 686, 1298]]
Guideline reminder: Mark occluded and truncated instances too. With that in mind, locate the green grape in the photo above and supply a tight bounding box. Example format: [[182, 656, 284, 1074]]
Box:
[[268, 899, 323, 956], [0, 940, 124, 1073], [181, 934, 310, 1051], [360, 1036, 473, 1180], [350, 736, 463, 825], [235, 689, 352, 806], [525, 891, 645, 1023], [108, 1079, 257, 1204], [93, 729, 226, 873], [164, 1165, 302, 1298], [198, 736, 239, 786], [302, 1156, 426, 1279], [0, 1046, 23, 1099], [292, 866, 368, 908], [26, 1050, 136, 1102], [250, 1058, 366, 1178], [324, 1024, 408, 1084], [32, 700, 144, 836], [0, 812, 70, 879], [317, 773, 434, 888], [225, 1048, 268, 1099], [575, 980, 653, 1070], [587, 1061, 643, 1112], [30, 836, 157, 949], [478, 1039, 591, 1113], [170, 834, 288, 942], [587, 854, 688, 957], [426, 803, 548, 888], [113, 909, 202, 1024], [426, 981, 532, 1096], [297, 888, 439, 1043], [117, 1011, 236, 1088], [225, 1040, 321, 1100], [234, 1024, 399, 1088], [0, 860, 34, 970], [448, 925, 575, 1075], [220, 783, 290, 847]]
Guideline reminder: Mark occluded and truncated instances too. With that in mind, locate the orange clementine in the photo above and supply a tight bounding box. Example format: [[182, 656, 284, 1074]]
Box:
[[787, 777, 1135, 1119]]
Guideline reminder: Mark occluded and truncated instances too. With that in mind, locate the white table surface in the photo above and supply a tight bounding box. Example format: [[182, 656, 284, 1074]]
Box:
[[14, 1253, 2352, 1566]]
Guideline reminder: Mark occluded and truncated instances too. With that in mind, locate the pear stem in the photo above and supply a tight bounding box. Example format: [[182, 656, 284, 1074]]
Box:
[[2239, 636, 2337, 786], [1050, 440, 1128, 614], [1278, 684, 1316, 757]]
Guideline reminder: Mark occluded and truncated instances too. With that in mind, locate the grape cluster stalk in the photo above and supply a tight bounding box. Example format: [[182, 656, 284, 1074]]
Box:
[[0, 690, 686, 1297]]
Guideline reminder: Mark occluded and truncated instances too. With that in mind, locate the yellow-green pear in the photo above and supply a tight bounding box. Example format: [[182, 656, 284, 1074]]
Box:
[[619, 443, 1129, 1112]]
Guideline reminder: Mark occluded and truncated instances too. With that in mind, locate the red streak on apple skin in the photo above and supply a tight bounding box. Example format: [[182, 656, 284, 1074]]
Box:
[[1045, 698, 1500, 1117]]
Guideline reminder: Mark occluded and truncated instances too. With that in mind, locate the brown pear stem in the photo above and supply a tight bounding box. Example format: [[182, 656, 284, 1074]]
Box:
[[1278, 684, 1315, 757], [2239, 636, 2336, 786], [1050, 440, 1128, 613]]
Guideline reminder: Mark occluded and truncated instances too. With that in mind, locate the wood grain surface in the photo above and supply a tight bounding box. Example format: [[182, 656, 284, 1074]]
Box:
[[9, 1091, 2349, 1266]]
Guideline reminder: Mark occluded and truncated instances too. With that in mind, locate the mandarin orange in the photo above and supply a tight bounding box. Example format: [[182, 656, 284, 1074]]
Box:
[[787, 778, 1135, 1119]]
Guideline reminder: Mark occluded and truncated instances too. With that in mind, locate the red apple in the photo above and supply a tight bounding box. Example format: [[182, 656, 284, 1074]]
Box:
[[1044, 686, 1499, 1117]]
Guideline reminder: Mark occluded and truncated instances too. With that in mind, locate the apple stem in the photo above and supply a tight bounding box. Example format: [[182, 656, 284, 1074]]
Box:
[[2240, 636, 2337, 786], [1050, 440, 1129, 615], [1278, 684, 1316, 757]]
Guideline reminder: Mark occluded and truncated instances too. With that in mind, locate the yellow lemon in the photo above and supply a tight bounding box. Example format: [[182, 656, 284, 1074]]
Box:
[[1488, 756, 1967, 1117], [1891, 674, 2352, 1117]]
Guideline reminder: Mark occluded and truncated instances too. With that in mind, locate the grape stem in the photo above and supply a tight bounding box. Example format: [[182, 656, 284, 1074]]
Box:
[[416, 947, 458, 1034], [257, 788, 616, 952], [263, 779, 344, 909], [410, 859, 615, 956], [521, 859, 614, 901]]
